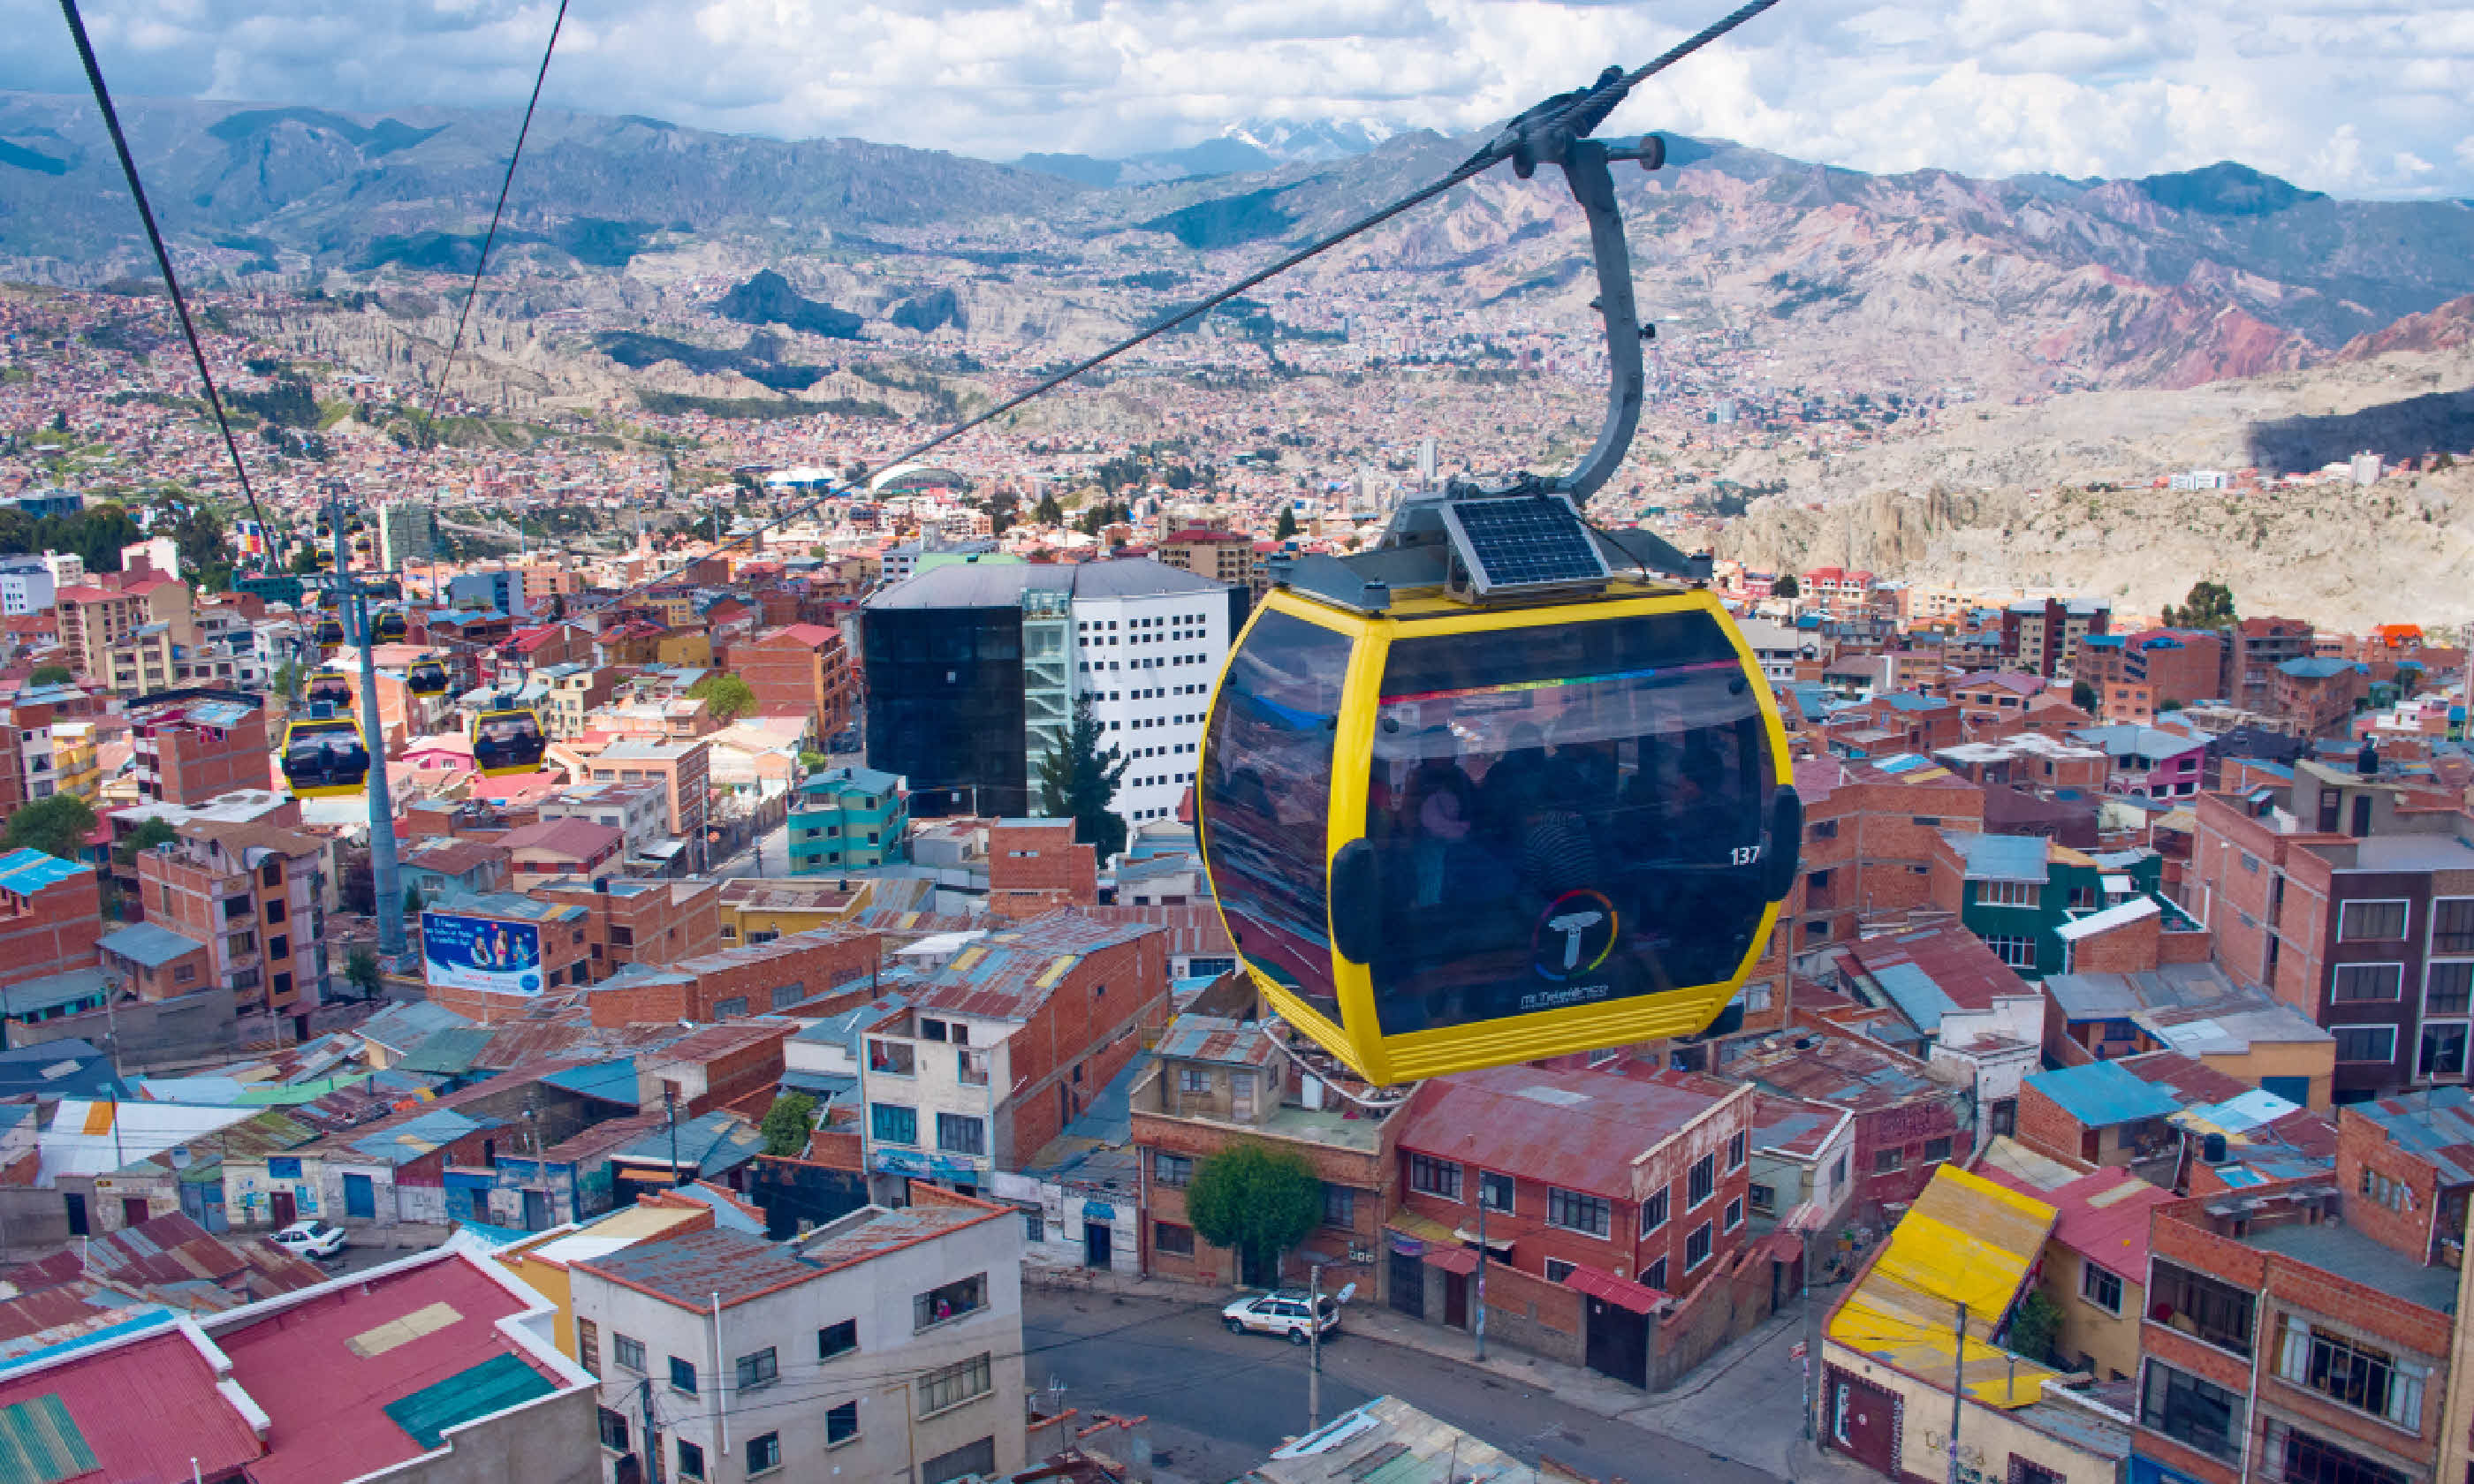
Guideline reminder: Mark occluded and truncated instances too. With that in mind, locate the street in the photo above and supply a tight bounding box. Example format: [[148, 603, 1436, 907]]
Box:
[[710, 817, 791, 879], [1024, 1291, 1785, 1484]]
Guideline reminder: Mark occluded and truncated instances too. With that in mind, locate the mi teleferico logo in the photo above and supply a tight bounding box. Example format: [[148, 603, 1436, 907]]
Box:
[[1531, 889, 1618, 981]]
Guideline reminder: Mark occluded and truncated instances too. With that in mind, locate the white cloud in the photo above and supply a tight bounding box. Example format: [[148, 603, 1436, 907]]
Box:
[[3, 0, 2471, 198]]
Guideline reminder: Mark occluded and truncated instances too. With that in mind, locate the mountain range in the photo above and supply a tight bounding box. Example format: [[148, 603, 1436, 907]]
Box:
[[7, 89, 2474, 394]]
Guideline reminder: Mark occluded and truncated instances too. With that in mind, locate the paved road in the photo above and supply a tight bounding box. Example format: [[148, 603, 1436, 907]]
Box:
[[1024, 1291, 1782, 1484], [711, 819, 791, 880]]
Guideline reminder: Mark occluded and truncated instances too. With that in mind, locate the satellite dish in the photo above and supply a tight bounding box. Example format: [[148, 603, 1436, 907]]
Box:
[[168, 1145, 193, 1169]]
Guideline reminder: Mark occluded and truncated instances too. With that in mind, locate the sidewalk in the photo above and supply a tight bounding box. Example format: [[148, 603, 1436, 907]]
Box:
[[1026, 1268, 1880, 1484]]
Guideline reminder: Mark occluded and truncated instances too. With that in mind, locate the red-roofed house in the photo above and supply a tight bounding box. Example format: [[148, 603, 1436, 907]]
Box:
[[730, 623, 856, 739], [497, 817, 625, 884]]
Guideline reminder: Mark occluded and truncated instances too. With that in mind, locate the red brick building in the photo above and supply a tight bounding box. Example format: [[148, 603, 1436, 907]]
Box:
[[1731, 1029, 1967, 1218], [0, 849, 102, 1000], [2230, 617, 2315, 714], [126, 690, 269, 806], [416, 892, 593, 1021], [134, 822, 332, 1019], [2273, 658, 2371, 739], [987, 818, 1097, 918], [1392, 1064, 1756, 1301], [729, 624, 856, 740], [496, 818, 624, 886], [580, 927, 882, 1026], [2074, 628, 2227, 723], [529, 876, 724, 983]]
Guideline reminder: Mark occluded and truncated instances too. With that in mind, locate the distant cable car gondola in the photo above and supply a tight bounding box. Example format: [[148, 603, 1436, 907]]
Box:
[[406, 657, 449, 695], [304, 670, 354, 711], [280, 711, 368, 799], [1195, 125, 1798, 1086], [470, 698, 546, 776], [313, 617, 345, 647], [373, 610, 408, 645]]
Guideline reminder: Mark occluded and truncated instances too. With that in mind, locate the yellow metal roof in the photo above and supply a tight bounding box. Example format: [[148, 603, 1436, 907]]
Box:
[[1828, 1165, 2060, 1407]]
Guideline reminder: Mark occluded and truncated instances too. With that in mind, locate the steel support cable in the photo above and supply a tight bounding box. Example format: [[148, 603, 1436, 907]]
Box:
[[481, 0, 1785, 630], [420, 0, 573, 445], [56, 0, 273, 564]]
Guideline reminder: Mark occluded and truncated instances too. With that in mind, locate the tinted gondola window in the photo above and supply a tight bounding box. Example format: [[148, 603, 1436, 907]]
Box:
[[1362, 612, 1774, 1035], [1201, 611, 1352, 1024]]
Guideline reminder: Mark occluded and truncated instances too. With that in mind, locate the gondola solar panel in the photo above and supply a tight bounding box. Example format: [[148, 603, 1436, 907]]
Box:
[[1439, 494, 1612, 596]]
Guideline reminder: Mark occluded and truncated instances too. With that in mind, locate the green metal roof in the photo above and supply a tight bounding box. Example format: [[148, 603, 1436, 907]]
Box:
[[233, 1074, 376, 1105], [382, 1352, 557, 1450], [0, 1394, 99, 1484], [396, 1027, 496, 1077]]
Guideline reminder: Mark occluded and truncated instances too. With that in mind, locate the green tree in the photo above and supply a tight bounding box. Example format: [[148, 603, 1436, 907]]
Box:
[[111, 814, 177, 866], [1035, 492, 1064, 526], [1037, 695, 1128, 863], [2005, 1290, 2065, 1367], [760, 1092, 819, 1156], [689, 672, 759, 723], [2163, 580, 2236, 630], [344, 945, 383, 1002], [288, 546, 324, 575], [2071, 679, 2098, 713], [1772, 572, 1800, 600], [1186, 1140, 1323, 1285], [798, 749, 827, 773], [4, 794, 96, 864], [1273, 506, 1299, 541], [404, 883, 426, 917], [27, 664, 71, 686]]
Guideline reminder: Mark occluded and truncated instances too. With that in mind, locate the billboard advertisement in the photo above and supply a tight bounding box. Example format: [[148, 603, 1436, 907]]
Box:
[[421, 911, 545, 996]]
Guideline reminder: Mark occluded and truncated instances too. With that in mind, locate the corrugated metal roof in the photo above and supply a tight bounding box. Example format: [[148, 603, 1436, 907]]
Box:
[[0, 852, 88, 897], [395, 1028, 496, 1077], [2024, 1060, 2184, 1128], [382, 1352, 557, 1450], [1396, 1064, 1738, 1201], [0, 1329, 262, 1482], [94, 921, 203, 969], [1827, 1165, 2058, 1407], [0, 1392, 98, 1484], [1153, 1015, 1279, 1069], [1939, 831, 2049, 883]]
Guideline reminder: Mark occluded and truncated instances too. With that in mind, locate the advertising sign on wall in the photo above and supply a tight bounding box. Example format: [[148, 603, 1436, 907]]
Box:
[[421, 911, 545, 995]]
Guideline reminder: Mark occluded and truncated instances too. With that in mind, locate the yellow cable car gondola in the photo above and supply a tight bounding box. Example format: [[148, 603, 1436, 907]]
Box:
[[470, 698, 546, 776], [280, 713, 368, 799], [1195, 126, 1799, 1086], [304, 669, 355, 711], [313, 616, 345, 648], [373, 610, 408, 645], [406, 656, 449, 695]]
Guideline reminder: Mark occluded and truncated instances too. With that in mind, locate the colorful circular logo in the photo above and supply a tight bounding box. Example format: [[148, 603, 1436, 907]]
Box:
[[1531, 889, 1619, 981]]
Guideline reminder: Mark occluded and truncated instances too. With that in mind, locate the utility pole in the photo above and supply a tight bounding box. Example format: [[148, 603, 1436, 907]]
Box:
[[1307, 1261, 1323, 1431], [1473, 1196, 1487, 1362], [665, 1082, 681, 1187], [1801, 1223, 1820, 1442], [1947, 1301, 1967, 1484]]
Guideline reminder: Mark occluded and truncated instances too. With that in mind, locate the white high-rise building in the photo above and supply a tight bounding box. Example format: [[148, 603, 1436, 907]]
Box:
[[1068, 560, 1233, 834]]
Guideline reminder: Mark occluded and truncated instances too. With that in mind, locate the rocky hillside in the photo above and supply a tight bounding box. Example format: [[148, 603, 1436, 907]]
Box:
[[1712, 346, 2474, 630]]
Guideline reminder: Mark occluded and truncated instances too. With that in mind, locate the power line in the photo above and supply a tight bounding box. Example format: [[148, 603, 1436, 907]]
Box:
[[54, 0, 273, 564], [505, 0, 1783, 640], [420, 0, 572, 445]]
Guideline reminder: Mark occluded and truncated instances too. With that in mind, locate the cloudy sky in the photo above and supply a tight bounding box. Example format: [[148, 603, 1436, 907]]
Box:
[[4, 0, 2465, 198]]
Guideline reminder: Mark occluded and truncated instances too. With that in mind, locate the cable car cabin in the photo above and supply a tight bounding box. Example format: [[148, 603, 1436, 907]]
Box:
[[406, 658, 449, 695], [304, 670, 355, 711], [373, 610, 409, 645], [1196, 494, 1800, 1086], [280, 716, 368, 799], [470, 706, 546, 776], [313, 617, 345, 647]]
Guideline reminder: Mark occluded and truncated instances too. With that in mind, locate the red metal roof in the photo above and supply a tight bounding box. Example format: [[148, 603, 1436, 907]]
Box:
[[1561, 1262, 1662, 1314], [209, 1253, 555, 1484], [0, 1329, 263, 1483], [1394, 1064, 1742, 1202], [1421, 1246, 1479, 1276], [1975, 1163, 2174, 1276], [1843, 922, 2031, 1013]]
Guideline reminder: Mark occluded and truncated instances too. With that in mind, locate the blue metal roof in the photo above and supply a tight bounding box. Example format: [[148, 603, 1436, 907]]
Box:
[[2278, 656, 2363, 678], [95, 921, 206, 969], [540, 1058, 641, 1107], [1871, 962, 1958, 1034], [0, 850, 87, 895], [1941, 831, 2050, 883], [2026, 1060, 2183, 1128], [348, 1108, 496, 1165]]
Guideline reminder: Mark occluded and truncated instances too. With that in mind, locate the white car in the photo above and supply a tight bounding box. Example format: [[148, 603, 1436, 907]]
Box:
[[1221, 1291, 1339, 1344], [269, 1220, 347, 1260]]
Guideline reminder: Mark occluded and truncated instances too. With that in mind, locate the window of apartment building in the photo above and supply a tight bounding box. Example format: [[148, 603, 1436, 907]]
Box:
[[271, 972, 292, 1000], [1688, 1154, 1716, 1208], [919, 1353, 994, 1414], [1923, 1136, 1954, 1163], [712, 996, 748, 1018], [1153, 1152, 1193, 1188], [2335, 1026, 2399, 1064], [922, 1437, 998, 1484], [1546, 1187, 1612, 1238], [2150, 1260, 2256, 1356], [1982, 935, 2037, 968], [264, 898, 285, 924], [1641, 1185, 1669, 1234], [613, 1333, 645, 1372], [826, 1401, 860, 1446], [914, 1275, 987, 1330], [1155, 1222, 1195, 1257], [1875, 1147, 1905, 1172], [735, 1346, 778, 1392], [2339, 899, 2409, 943], [668, 1356, 698, 1395], [2422, 1023, 2469, 1079], [1977, 881, 2039, 907], [2359, 1168, 2415, 1213], [1544, 1258, 1577, 1283], [2277, 1316, 2428, 1427], [2432, 898, 2474, 956], [869, 1039, 914, 1075], [1749, 1182, 1777, 1215], [2427, 961, 2474, 1017], [2140, 1360, 2244, 1461], [574, 1318, 600, 1376], [819, 1320, 858, 1360], [1179, 1067, 1211, 1094], [675, 1438, 705, 1480], [596, 1407, 629, 1452], [1322, 1184, 1355, 1229], [937, 1113, 987, 1157], [1726, 1132, 1747, 1170], [1409, 1154, 1463, 1200], [1810, 819, 1838, 839], [261, 861, 283, 888], [2260, 1421, 2410, 1484], [745, 1433, 782, 1476], [1685, 1222, 1714, 1269], [2081, 1262, 2123, 1314], [2333, 964, 2404, 1002], [870, 1103, 917, 1146], [1479, 1171, 1515, 1215]]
